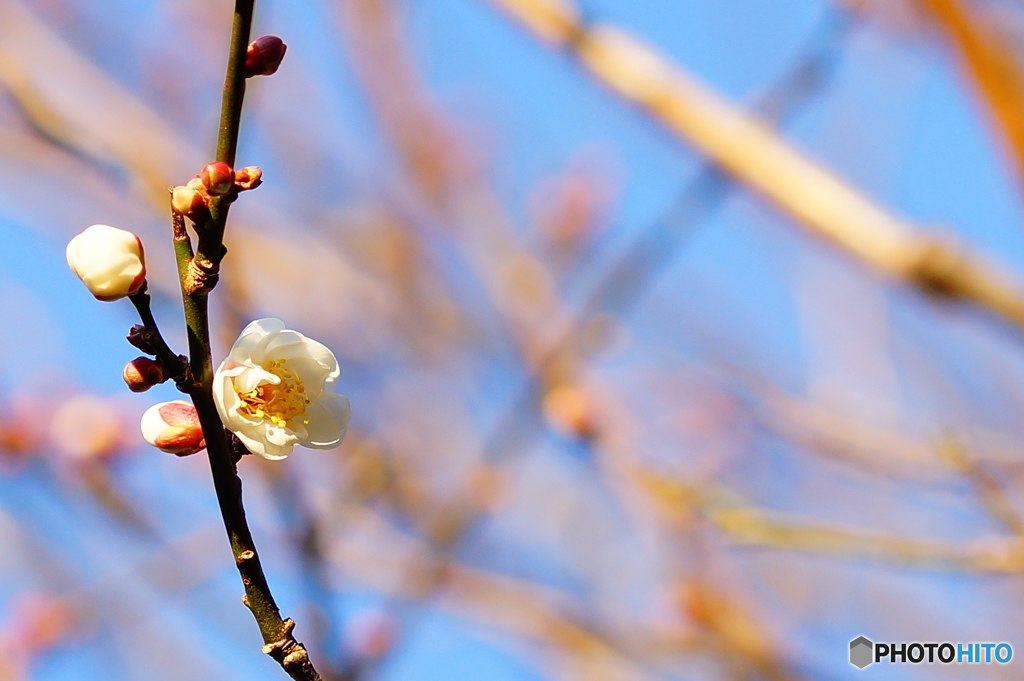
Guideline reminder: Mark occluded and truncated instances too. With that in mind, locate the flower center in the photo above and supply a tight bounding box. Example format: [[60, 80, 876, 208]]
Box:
[[237, 360, 310, 427]]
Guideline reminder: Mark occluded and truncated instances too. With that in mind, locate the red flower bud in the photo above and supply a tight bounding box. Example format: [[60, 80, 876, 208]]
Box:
[[200, 162, 235, 196], [122, 357, 168, 393], [234, 166, 263, 191], [245, 36, 287, 77]]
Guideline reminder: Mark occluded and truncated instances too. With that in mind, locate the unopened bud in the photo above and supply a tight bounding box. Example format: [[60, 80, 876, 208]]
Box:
[[200, 162, 235, 196], [122, 357, 168, 393], [171, 185, 207, 216], [245, 36, 287, 77], [141, 401, 205, 456], [66, 225, 146, 301], [234, 166, 263, 191]]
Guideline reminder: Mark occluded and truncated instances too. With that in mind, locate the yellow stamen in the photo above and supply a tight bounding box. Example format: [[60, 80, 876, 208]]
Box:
[[236, 359, 310, 427]]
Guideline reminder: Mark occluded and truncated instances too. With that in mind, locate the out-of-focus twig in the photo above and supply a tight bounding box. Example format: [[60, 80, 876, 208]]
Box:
[[917, 0, 1024, 188], [326, 508, 698, 681], [635, 469, 1024, 573], [368, 12, 858, 669], [740, 376, 1024, 533], [338, 0, 570, 367], [937, 436, 1024, 536], [0, 0, 201, 201], [481, 0, 1024, 334]]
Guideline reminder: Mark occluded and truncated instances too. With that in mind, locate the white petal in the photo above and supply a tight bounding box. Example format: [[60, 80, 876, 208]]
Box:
[[228, 318, 286, 364], [234, 366, 280, 394], [263, 425, 298, 447], [240, 317, 285, 338], [214, 372, 260, 426], [229, 332, 265, 365], [235, 424, 292, 460], [299, 394, 351, 449], [212, 371, 234, 423], [268, 337, 340, 389], [251, 330, 305, 365], [282, 357, 329, 401]]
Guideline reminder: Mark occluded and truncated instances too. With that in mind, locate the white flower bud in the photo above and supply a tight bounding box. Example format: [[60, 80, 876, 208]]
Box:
[[171, 185, 207, 216], [66, 224, 146, 301], [141, 401, 205, 456]]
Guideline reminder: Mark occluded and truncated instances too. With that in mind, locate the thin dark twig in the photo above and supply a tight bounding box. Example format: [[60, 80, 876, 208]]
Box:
[[168, 1, 323, 679], [128, 285, 190, 386]]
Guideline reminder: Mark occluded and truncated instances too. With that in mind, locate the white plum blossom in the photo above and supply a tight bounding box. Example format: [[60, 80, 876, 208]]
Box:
[[213, 318, 350, 460], [66, 224, 146, 301]]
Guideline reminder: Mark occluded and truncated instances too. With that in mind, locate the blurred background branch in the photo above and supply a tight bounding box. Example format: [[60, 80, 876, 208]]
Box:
[[2, 0, 1024, 680]]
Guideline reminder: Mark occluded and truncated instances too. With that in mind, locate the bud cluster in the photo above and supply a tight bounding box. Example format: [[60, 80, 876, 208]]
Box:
[[64, 34, 291, 464], [170, 162, 264, 218]]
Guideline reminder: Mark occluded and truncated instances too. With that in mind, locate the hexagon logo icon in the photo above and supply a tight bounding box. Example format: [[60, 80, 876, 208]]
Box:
[[850, 636, 874, 669]]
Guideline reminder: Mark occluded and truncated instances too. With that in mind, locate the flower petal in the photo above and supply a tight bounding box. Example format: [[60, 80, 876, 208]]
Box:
[[240, 318, 286, 337], [234, 366, 280, 394], [267, 336, 340, 390], [298, 393, 351, 449], [235, 424, 293, 460], [252, 330, 306, 364], [282, 356, 329, 401], [228, 318, 286, 364]]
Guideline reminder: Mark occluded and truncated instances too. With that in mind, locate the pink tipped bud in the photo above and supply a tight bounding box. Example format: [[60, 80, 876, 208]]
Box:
[[234, 166, 263, 191], [122, 357, 168, 393], [200, 162, 235, 196], [171, 185, 207, 216], [245, 36, 287, 77], [66, 225, 146, 301], [141, 401, 205, 456]]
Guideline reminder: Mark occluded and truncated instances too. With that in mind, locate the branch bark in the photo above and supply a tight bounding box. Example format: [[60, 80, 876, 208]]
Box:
[[170, 1, 322, 678]]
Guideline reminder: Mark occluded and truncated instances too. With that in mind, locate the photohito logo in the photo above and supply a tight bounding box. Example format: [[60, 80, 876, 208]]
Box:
[[849, 636, 1012, 669]]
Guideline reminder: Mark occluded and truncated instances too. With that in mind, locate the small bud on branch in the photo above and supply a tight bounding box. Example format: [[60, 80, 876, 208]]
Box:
[[200, 162, 235, 196], [245, 36, 287, 77], [141, 401, 205, 456], [171, 185, 208, 217], [123, 357, 169, 393], [234, 166, 263, 191]]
